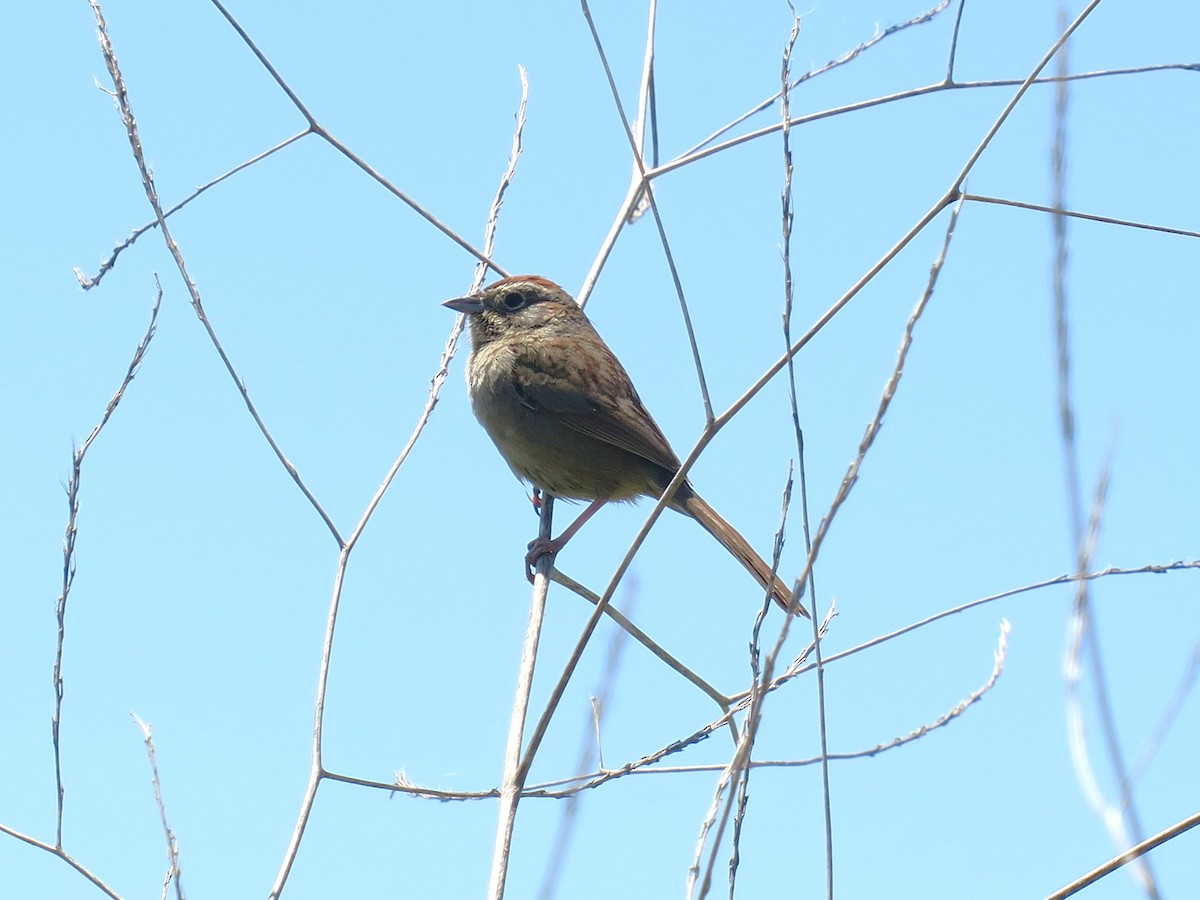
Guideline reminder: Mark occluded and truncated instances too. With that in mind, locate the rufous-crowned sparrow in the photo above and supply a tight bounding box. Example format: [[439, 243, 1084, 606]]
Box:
[[444, 275, 804, 616]]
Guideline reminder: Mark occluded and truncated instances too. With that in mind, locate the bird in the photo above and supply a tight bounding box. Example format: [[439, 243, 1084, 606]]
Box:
[[443, 275, 806, 616]]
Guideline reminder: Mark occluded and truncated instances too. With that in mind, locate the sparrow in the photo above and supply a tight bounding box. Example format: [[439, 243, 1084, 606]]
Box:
[[444, 275, 804, 615]]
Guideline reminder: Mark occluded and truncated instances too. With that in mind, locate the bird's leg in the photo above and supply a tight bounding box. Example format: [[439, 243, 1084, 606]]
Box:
[[524, 496, 608, 582], [529, 486, 543, 515]]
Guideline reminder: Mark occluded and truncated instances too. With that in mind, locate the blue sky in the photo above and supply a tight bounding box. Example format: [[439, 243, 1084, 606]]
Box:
[[4, 1, 1198, 898]]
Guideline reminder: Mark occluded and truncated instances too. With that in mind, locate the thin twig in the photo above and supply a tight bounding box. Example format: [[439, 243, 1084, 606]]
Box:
[[752, 193, 966, 723], [40, 273, 161, 897], [326, 768, 499, 800], [564, 555, 1197, 798], [579, 0, 714, 423], [317, 561, 1196, 806], [0, 824, 122, 900], [132, 715, 185, 900], [773, 562, 1200, 688], [611, 7, 1110, 645], [267, 65, 530, 900], [723, 11, 813, 895], [550, 569, 730, 709], [963, 193, 1200, 238], [641, 4, 1107, 635], [536, 580, 640, 900], [623, 618, 1010, 775], [702, 622, 1009, 778], [653, 62, 1194, 181], [1064, 465, 1159, 892], [944, 0, 968, 83], [1052, 20, 1081, 558], [578, 32, 1192, 312], [849, 620, 1010, 759], [88, 0, 342, 546], [312, 555, 1192, 808], [1046, 810, 1200, 900], [692, 752, 738, 900], [776, 8, 835, 897], [700, 193, 963, 896], [345, 65, 530, 559], [531, 551, 1195, 796], [76, 130, 310, 288], [681, 1, 952, 160], [1050, 16, 1156, 892], [729, 467, 792, 899], [537, 610, 829, 801], [53, 279, 163, 849], [207, 0, 505, 277], [624, 1, 661, 224], [704, 173, 964, 900]]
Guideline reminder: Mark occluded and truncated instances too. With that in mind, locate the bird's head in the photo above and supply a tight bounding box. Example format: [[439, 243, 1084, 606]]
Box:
[[443, 275, 584, 345]]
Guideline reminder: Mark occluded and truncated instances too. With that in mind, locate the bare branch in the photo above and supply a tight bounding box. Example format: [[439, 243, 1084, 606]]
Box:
[[1046, 810, 1200, 900], [53, 279, 162, 848], [550, 569, 731, 709], [774, 6, 835, 896], [207, 0, 505, 276], [578, 0, 713, 424], [944, 0, 968, 83], [487, 495, 554, 900], [0, 824, 123, 900], [963, 193, 1200, 238], [132, 715, 185, 900], [1050, 15, 1155, 891], [75, 130, 309, 289], [837, 620, 1011, 761], [681, 1, 952, 160], [655, 62, 1196, 181], [268, 63, 531, 900], [88, 0, 342, 546], [535, 580, 641, 900], [308, 558, 1191, 809]]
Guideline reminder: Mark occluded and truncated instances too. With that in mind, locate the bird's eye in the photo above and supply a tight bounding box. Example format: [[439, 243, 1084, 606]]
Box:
[[501, 290, 530, 311]]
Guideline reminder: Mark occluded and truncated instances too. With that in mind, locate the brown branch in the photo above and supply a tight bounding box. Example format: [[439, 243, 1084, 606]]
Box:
[[1046, 810, 1200, 900]]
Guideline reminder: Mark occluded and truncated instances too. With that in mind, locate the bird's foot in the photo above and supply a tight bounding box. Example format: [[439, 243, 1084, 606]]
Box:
[[525, 535, 562, 582]]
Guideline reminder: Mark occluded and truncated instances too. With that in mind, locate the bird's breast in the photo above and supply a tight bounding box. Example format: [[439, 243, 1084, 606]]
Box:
[[464, 343, 664, 501]]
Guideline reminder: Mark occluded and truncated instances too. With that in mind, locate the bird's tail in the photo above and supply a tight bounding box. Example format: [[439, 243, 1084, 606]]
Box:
[[677, 492, 808, 617]]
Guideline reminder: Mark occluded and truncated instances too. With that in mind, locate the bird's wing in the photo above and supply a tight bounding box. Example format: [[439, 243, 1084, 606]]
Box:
[[511, 338, 683, 476]]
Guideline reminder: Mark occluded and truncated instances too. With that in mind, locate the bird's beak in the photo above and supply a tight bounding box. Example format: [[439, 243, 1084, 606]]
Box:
[[442, 296, 484, 315]]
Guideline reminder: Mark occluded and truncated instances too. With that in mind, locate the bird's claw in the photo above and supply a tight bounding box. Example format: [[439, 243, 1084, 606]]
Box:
[[524, 536, 559, 582]]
